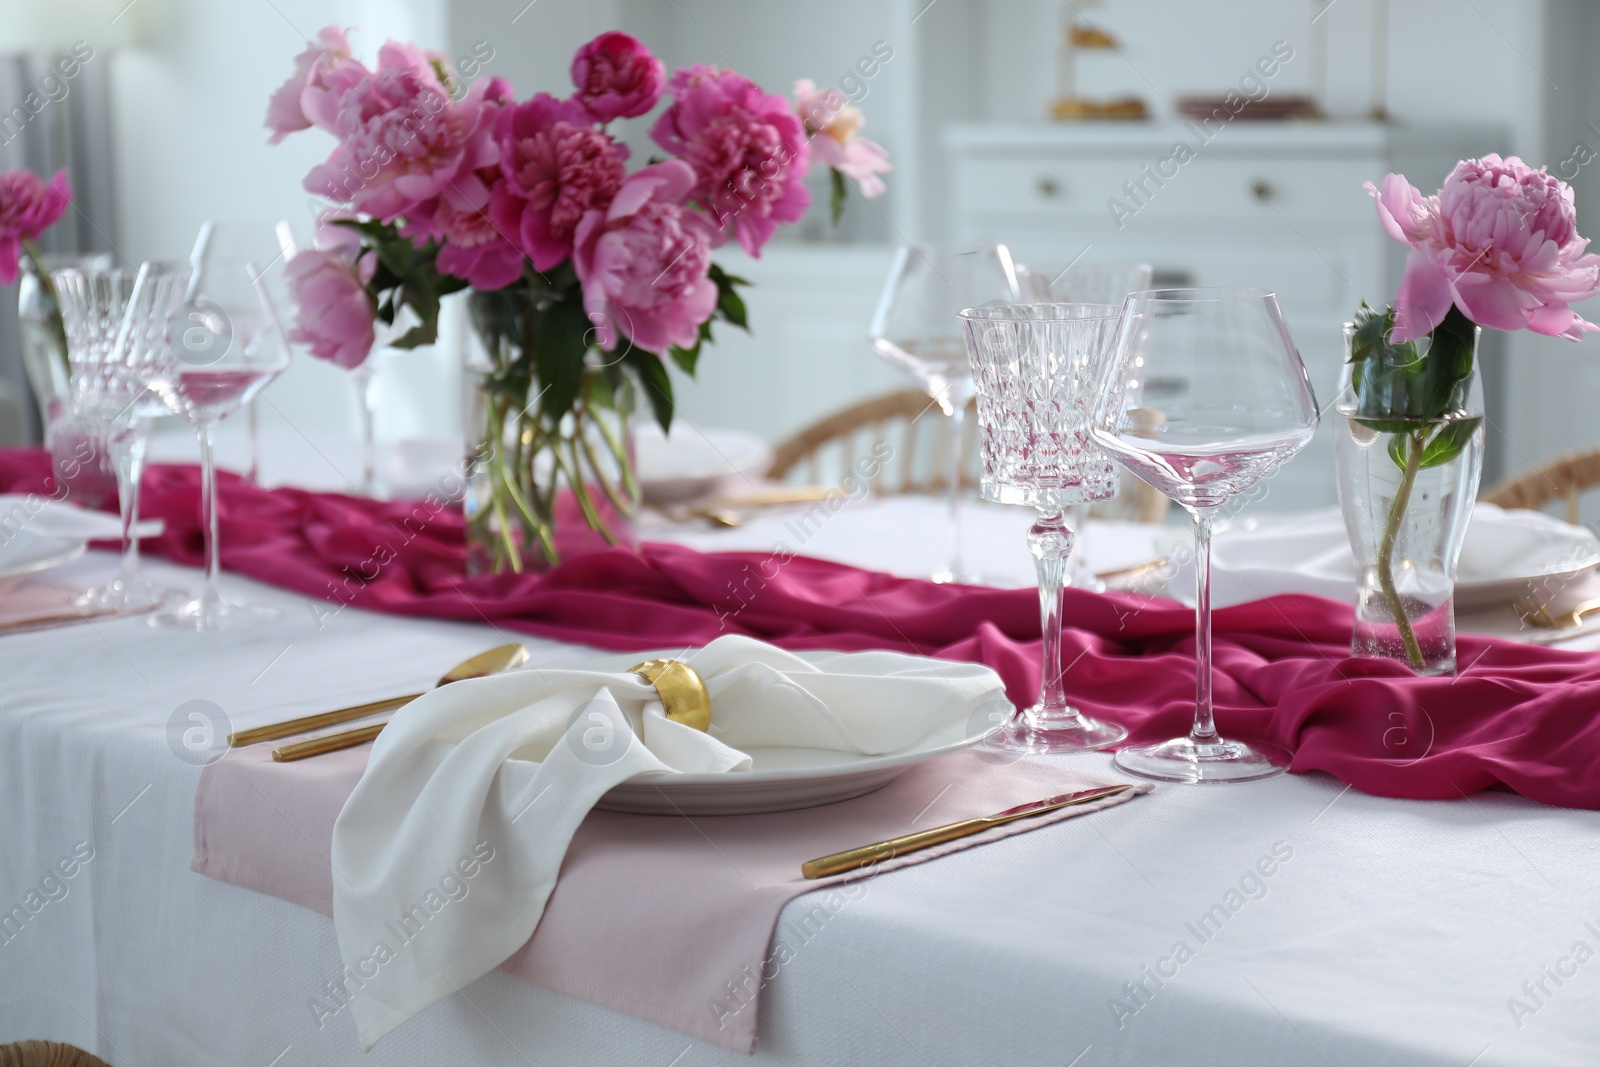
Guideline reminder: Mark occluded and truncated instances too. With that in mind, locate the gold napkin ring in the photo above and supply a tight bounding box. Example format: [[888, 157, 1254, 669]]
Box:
[[628, 659, 711, 732]]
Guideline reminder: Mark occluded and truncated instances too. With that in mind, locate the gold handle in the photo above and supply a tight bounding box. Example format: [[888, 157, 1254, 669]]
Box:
[[272, 722, 387, 762], [229, 693, 421, 747], [801, 785, 1134, 879]]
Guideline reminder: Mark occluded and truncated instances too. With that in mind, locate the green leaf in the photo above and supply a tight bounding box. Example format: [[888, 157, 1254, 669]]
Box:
[[830, 167, 847, 227], [708, 263, 750, 334], [669, 343, 700, 376], [625, 350, 674, 432], [532, 298, 591, 423], [390, 320, 439, 350], [1387, 430, 1412, 470], [1354, 417, 1425, 435], [1417, 416, 1482, 470]]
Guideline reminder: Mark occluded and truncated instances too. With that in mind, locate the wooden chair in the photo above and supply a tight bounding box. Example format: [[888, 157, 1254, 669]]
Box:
[[768, 389, 1170, 523], [0, 1041, 112, 1067], [1482, 449, 1600, 524]]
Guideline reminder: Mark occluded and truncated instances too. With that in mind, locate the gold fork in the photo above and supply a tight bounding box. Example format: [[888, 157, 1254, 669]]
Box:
[[1511, 594, 1600, 630]]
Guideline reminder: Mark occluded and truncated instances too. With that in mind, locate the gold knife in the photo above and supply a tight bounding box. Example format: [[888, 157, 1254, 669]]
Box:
[[800, 784, 1139, 879], [273, 723, 387, 762]]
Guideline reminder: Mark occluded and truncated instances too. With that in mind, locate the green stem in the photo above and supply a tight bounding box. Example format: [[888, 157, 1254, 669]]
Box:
[[575, 397, 636, 517], [1377, 429, 1427, 671], [485, 395, 524, 573], [22, 238, 70, 381], [557, 436, 621, 546], [587, 396, 640, 501]]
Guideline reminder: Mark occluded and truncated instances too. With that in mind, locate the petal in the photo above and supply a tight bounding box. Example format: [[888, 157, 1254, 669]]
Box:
[[1452, 273, 1529, 332], [1368, 175, 1430, 246], [1390, 251, 1454, 342]]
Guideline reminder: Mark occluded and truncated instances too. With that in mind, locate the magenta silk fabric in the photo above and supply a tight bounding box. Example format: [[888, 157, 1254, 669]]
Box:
[[4, 448, 1599, 808]]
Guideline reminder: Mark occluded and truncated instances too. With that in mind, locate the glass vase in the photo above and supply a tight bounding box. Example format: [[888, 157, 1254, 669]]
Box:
[[1333, 321, 1484, 676], [462, 290, 639, 576]]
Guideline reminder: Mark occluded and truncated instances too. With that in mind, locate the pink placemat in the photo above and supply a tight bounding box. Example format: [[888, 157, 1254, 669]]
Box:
[[193, 743, 1146, 1050]]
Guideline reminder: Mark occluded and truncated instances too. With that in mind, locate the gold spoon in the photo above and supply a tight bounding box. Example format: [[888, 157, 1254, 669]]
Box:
[[230, 644, 530, 748]]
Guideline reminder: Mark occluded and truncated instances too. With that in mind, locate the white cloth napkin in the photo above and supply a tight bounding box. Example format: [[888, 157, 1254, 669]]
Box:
[[0, 494, 162, 543], [329, 634, 1008, 1048], [1166, 504, 1600, 608]]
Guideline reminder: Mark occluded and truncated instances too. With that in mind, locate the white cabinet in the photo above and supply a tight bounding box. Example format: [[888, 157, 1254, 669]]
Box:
[[946, 121, 1503, 511]]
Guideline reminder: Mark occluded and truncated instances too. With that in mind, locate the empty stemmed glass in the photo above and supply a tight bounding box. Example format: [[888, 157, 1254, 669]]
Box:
[[960, 303, 1128, 752], [1091, 288, 1319, 783], [146, 260, 292, 631], [53, 263, 190, 611], [1015, 261, 1154, 588], [871, 244, 1020, 584]]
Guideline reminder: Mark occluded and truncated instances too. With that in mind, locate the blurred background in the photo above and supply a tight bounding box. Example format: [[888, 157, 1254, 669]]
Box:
[[1, 0, 1595, 513]]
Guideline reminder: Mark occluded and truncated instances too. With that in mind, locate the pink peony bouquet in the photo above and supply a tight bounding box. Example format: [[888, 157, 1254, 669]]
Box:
[[267, 26, 888, 410], [268, 27, 888, 571], [0, 167, 74, 376]]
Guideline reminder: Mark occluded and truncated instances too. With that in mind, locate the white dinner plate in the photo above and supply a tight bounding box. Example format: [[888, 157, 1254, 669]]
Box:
[[598, 718, 994, 815], [633, 422, 773, 505], [1161, 505, 1600, 610], [0, 529, 85, 596]]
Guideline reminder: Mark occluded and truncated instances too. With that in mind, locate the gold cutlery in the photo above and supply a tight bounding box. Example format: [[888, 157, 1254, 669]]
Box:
[[656, 486, 836, 527], [800, 784, 1139, 879], [1511, 594, 1600, 631], [0, 604, 126, 636], [1093, 557, 1170, 586], [232, 644, 529, 749]]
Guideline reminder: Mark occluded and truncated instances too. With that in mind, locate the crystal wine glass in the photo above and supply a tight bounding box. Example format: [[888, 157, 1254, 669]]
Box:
[[871, 244, 1020, 584], [191, 220, 297, 486], [1090, 288, 1319, 783], [146, 260, 292, 631], [960, 302, 1128, 752], [53, 263, 190, 611], [1015, 261, 1154, 588]]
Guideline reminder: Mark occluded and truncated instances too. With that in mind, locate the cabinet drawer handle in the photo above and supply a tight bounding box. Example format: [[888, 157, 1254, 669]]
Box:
[[1036, 176, 1063, 199], [1249, 180, 1275, 203]]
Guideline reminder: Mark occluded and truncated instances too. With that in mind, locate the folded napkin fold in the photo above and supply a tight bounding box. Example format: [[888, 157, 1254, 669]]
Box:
[[0, 493, 163, 543], [331, 634, 1008, 1048]]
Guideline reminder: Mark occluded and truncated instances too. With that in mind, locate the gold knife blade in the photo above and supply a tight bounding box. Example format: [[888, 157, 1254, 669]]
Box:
[[800, 784, 1138, 879]]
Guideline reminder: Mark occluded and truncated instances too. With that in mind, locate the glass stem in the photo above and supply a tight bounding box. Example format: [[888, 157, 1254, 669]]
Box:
[[246, 398, 262, 485], [117, 420, 147, 589], [1190, 507, 1219, 745], [198, 420, 222, 613], [355, 363, 377, 495], [1027, 511, 1077, 727], [946, 400, 965, 581]]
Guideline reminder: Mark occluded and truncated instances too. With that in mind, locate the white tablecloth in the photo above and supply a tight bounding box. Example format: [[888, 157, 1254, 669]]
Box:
[[4, 484, 1600, 1065]]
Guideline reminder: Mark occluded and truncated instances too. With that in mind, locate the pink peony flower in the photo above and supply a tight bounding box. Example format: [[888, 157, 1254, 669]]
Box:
[[286, 244, 378, 369], [433, 187, 525, 290], [303, 48, 505, 227], [570, 31, 665, 124], [650, 67, 810, 257], [572, 160, 719, 356], [0, 168, 71, 285], [489, 93, 628, 271], [793, 79, 890, 199], [1368, 153, 1600, 342], [265, 26, 364, 143]]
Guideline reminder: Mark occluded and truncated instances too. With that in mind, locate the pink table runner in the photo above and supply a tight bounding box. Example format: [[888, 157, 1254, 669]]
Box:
[[4, 449, 1600, 808], [193, 743, 1143, 1051]]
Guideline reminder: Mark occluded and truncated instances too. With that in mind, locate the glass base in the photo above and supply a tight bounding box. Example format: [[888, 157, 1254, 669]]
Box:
[[74, 577, 177, 614], [1114, 735, 1290, 784], [986, 708, 1128, 753], [148, 596, 280, 633]]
